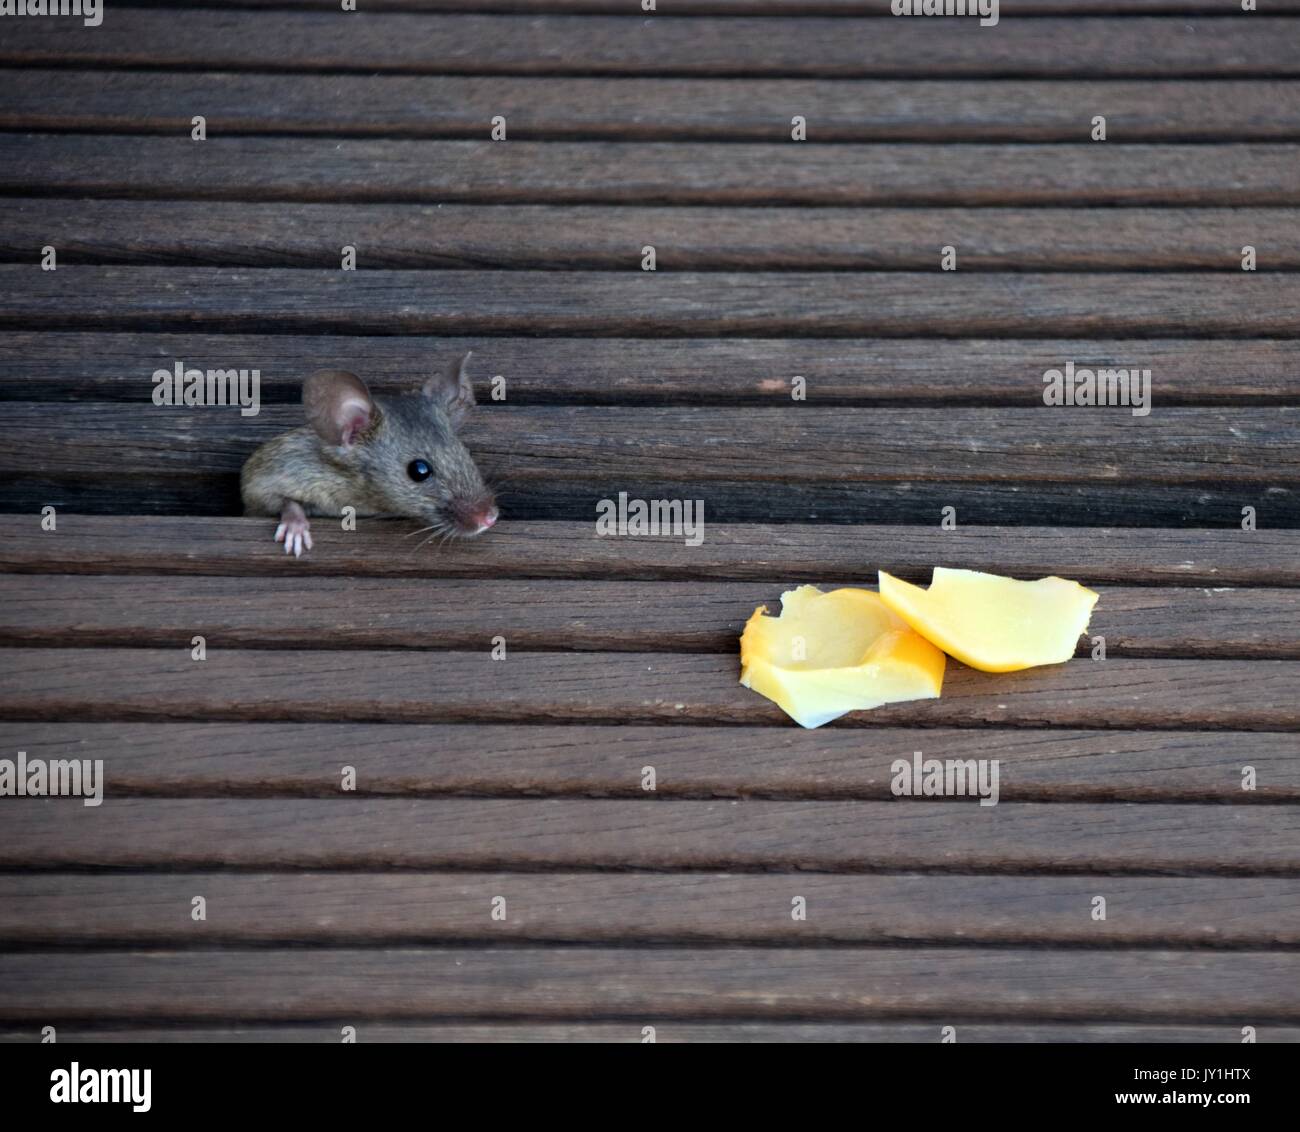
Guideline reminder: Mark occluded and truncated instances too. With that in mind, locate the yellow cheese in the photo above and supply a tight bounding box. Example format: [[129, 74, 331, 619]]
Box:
[[739, 585, 946, 728], [877, 567, 1099, 673]]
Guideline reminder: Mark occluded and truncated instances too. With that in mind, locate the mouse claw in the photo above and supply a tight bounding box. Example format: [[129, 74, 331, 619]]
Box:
[[273, 506, 312, 559]]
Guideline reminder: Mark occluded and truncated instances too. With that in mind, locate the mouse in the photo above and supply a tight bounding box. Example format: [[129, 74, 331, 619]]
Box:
[[240, 351, 499, 556]]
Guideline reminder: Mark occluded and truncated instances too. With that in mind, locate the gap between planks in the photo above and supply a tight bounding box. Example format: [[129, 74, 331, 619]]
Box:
[[0, 1020, 1294, 1043]]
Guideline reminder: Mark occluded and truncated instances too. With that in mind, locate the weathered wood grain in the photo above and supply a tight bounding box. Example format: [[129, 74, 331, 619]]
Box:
[[8, 477, 1286, 525], [1, 576, 1294, 659], [7, 202, 1298, 271], [2, 1021, 1295, 1042], [10, 398, 1297, 521], [5, 136, 1298, 205], [1, 723, 1293, 801], [12, 400, 1296, 520], [1, 947, 1296, 1021], [9, 72, 1300, 142], [1, 517, 1293, 585], [4, 333, 1296, 404], [0, 873, 1294, 945], [3, 14, 1296, 76], [5, 798, 1300, 872], [8, 268, 1300, 335], [5, 404, 1295, 525], [0, 649, 1295, 728]]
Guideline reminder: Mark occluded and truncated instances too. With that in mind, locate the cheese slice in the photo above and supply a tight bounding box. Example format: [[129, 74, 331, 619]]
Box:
[[739, 585, 946, 728], [877, 567, 1099, 673]]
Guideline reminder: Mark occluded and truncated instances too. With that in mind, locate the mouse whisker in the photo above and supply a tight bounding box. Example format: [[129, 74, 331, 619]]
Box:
[[402, 524, 441, 540], [409, 521, 455, 555]]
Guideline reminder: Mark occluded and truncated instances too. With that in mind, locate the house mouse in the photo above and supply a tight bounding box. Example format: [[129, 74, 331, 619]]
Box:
[[240, 352, 499, 556]]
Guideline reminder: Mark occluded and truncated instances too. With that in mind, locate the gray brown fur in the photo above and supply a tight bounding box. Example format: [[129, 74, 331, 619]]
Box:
[[240, 354, 496, 537]]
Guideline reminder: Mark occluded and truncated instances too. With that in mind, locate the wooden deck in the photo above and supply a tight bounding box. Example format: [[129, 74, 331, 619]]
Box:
[[2, 1, 1299, 1042]]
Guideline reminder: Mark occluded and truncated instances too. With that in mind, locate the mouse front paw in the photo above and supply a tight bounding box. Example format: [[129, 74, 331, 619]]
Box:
[[273, 503, 313, 558]]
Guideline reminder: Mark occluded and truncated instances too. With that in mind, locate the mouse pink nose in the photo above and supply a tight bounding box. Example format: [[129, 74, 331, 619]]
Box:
[[463, 504, 498, 534], [450, 497, 499, 535]]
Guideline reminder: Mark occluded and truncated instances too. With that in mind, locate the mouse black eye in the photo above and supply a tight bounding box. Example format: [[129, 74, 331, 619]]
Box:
[[407, 459, 433, 483]]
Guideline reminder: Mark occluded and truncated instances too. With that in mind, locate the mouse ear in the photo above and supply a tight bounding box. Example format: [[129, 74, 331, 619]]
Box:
[[422, 351, 476, 428], [303, 370, 374, 448]]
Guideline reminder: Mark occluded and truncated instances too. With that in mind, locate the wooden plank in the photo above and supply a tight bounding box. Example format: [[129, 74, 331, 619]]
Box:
[[2, 14, 1296, 77], [6, 476, 1284, 526], [4, 798, 1300, 872], [1, 649, 1295, 728], [5, 404, 1296, 486], [0, 874, 1294, 945], [8, 72, 1300, 142], [2, 517, 1294, 585], [2, 723, 1295, 801], [5, 136, 1298, 205], [7, 268, 1300, 335], [4, 333, 1296, 404], [1, 947, 1296, 1021], [1, 576, 1295, 659], [9, 401, 1296, 525], [3, 1021, 1297, 1042], [7, 202, 1300, 272]]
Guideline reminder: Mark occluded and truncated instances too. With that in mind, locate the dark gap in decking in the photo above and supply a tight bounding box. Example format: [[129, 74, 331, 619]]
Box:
[[5, 318, 1300, 340], [9, 126, 1300, 145], [76, 2, 1300, 15], [2, 717, 1289, 733], [1, 937, 1297, 954], [8, 1011, 1300, 1035], [5, 862, 1300, 878], [3, 567, 1298, 587], [0, 636, 1288, 661], [4, 255, 1300, 274], [10, 786, 1295, 805], [7, 62, 1300, 80], [7, 190, 1300, 209]]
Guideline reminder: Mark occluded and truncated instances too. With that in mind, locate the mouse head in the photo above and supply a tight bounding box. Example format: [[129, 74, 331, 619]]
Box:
[[303, 352, 499, 537]]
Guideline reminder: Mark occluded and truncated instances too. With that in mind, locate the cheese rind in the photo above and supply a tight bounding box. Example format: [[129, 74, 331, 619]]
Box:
[[877, 568, 1099, 673]]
